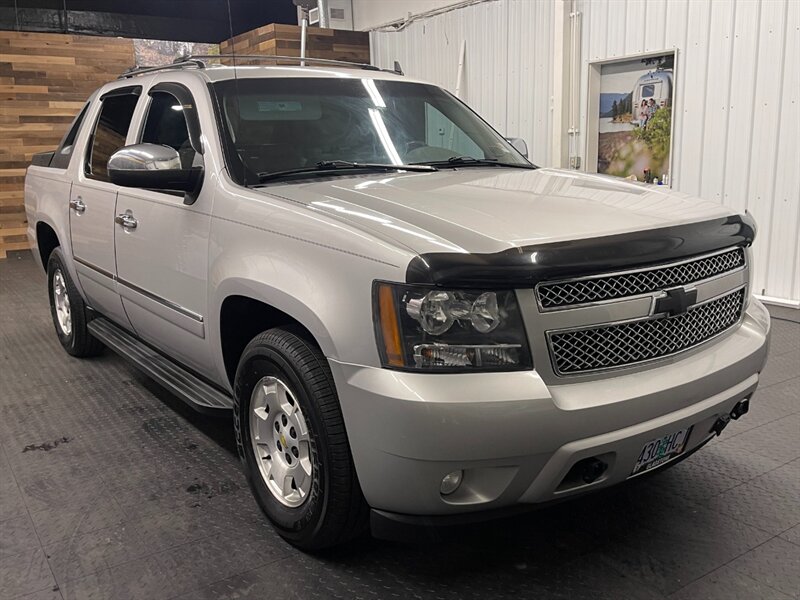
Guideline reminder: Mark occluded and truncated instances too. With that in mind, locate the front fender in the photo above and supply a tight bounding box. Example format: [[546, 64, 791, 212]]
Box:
[[212, 276, 335, 356], [206, 174, 422, 386], [207, 218, 412, 386]]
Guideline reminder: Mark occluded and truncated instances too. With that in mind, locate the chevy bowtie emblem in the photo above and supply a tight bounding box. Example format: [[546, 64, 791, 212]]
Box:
[[654, 286, 698, 317]]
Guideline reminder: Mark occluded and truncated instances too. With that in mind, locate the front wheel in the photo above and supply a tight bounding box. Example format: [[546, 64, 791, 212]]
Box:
[[233, 327, 368, 550], [46, 248, 103, 357]]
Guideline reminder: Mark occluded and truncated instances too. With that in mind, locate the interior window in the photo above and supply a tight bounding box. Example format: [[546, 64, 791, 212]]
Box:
[[87, 93, 139, 182], [51, 102, 90, 169], [142, 91, 197, 168]]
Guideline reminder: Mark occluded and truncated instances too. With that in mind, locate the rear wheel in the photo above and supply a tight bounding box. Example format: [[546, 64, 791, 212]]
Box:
[[46, 248, 103, 357], [233, 327, 368, 550]]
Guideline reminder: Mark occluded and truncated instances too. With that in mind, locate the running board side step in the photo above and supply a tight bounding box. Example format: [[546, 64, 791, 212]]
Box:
[[88, 317, 233, 413]]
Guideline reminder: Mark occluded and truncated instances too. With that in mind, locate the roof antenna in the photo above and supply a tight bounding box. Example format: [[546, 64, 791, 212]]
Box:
[[225, 0, 238, 70], [393, 61, 404, 76]]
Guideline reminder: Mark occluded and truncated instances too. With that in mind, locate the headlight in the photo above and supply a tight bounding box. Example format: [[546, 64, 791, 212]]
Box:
[[373, 282, 532, 371]]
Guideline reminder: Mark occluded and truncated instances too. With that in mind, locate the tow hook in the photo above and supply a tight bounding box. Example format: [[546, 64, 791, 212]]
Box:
[[730, 398, 750, 420], [710, 414, 731, 436]]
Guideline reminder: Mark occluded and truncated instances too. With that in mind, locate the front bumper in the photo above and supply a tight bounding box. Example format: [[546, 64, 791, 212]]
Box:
[[329, 299, 770, 518]]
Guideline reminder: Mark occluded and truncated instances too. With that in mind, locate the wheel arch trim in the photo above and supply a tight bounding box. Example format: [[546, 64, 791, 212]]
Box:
[[211, 278, 337, 388]]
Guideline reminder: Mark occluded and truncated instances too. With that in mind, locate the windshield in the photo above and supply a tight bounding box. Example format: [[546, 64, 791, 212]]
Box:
[[211, 77, 530, 185]]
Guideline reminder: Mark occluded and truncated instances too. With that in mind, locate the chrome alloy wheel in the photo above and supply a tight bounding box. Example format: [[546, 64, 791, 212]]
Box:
[[249, 376, 313, 507], [52, 269, 72, 337]]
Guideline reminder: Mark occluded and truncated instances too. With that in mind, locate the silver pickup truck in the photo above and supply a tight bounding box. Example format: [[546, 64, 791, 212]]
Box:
[[24, 56, 770, 549]]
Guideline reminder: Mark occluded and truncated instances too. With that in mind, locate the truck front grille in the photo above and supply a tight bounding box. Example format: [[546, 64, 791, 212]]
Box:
[[547, 288, 746, 375], [537, 247, 745, 309]]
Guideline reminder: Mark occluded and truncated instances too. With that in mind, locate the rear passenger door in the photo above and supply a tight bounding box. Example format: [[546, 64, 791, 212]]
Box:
[[70, 86, 141, 328], [114, 82, 213, 374]]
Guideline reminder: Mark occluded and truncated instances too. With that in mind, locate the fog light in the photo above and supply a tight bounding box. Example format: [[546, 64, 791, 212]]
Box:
[[440, 470, 463, 495]]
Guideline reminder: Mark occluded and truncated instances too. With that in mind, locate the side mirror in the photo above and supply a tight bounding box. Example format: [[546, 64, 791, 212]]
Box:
[[108, 143, 203, 203], [506, 137, 528, 158]]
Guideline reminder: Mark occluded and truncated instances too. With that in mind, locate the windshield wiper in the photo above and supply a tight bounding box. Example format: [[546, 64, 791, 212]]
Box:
[[256, 160, 437, 183], [412, 156, 535, 169]]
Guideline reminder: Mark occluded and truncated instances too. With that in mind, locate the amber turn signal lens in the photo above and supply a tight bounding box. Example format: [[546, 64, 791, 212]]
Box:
[[377, 284, 405, 367]]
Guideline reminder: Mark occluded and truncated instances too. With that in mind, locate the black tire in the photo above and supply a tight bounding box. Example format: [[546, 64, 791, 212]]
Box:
[[46, 247, 104, 358], [233, 327, 368, 550]]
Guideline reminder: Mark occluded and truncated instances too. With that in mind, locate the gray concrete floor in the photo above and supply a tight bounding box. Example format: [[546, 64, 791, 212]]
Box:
[[1, 249, 798, 600]]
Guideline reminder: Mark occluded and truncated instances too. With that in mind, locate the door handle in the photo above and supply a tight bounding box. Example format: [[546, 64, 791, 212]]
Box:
[[69, 197, 86, 213], [114, 211, 138, 230]]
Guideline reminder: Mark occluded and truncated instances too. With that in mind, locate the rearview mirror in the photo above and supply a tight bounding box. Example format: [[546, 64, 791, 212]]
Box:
[[108, 144, 203, 203], [506, 137, 528, 158]]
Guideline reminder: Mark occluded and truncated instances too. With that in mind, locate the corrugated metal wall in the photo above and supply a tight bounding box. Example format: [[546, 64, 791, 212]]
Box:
[[575, 0, 799, 304], [369, 0, 799, 304], [370, 0, 554, 167]]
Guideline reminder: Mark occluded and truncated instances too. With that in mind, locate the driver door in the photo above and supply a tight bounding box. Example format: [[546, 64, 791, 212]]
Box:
[[113, 83, 214, 374]]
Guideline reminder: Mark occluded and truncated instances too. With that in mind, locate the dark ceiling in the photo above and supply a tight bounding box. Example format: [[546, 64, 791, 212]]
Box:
[[0, 0, 298, 43]]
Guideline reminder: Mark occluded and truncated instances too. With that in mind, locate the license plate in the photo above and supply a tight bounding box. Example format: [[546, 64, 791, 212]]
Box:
[[631, 427, 692, 476]]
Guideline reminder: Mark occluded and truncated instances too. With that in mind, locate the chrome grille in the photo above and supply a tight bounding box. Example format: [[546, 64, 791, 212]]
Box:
[[548, 288, 745, 375], [537, 247, 745, 309]]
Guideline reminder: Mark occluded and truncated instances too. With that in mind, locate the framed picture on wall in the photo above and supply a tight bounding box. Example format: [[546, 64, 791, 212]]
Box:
[[585, 50, 677, 186]]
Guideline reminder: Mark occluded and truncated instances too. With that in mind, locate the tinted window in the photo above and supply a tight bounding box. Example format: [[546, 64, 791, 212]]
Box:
[[87, 93, 139, 181], [641, 84, 655, 98], [51, 102, 90, 169], [141, 91, 197, 168], [211, 78, 529, 185]]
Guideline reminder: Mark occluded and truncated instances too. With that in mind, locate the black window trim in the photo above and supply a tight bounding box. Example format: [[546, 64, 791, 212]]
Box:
[[207, 81, 247, 185], [84, 85, 143, 182], [99, 85, 143, 101], [141, 82, 204, 156]]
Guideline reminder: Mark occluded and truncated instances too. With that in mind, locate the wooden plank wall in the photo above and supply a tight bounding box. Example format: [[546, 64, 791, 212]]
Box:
[[219, 23, 370, 64], [0, 31, 135, 259]]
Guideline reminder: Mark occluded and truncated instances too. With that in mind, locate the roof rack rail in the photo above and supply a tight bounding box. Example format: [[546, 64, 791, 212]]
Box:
[[118, 59, 206, 79], [175, 54, 403, 75], [118, 54, 404, 80]]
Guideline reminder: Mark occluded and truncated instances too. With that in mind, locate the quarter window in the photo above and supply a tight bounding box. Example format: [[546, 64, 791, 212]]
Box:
[[86, 93, 139, 182], [51, 102, 90, 169]]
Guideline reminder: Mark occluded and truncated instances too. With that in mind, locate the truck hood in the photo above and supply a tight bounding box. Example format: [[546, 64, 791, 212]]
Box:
[[263, 167, 734, 256]]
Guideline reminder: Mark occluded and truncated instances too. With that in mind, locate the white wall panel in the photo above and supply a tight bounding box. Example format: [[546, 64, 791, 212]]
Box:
[[677, 0, 712, 194], [370, 0, 553, 166], [746, 0, 790, 299], [699, 0, 735, 204], [506, 0, 554, 166], [352, 0, 463, 31], [771, 0, 799, 302], [624, 0, 647, 55], [643, 0, 668, 53], [605, 0, 627, 58], [575, 0, 799, 303]]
